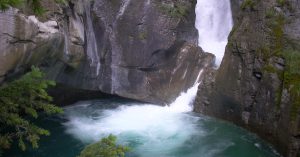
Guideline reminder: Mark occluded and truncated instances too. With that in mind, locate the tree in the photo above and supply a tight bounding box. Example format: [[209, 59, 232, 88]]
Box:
[[78, 135, 130, 157], [0, 67, 63, 152]]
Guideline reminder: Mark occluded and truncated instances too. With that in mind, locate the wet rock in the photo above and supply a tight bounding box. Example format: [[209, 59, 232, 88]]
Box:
[[43, 0, 212, 104], [0, 0, 210, 105], [195, 0, 300, 156]]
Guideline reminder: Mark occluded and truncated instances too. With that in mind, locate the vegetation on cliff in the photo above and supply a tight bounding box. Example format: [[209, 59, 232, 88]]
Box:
[[241, 0, 255, 10], [263, 1, 300, 120], [0, 0, 65, 14], [0, 67, 62, 153], [78, 135, 130, 157], [156, 0, 190, 18]]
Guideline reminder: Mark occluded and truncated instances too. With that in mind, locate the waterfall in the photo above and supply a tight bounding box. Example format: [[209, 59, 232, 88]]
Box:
[[84, 1, 101, 75], [195, 0, 233, 66], [64, 2, 234, 142]]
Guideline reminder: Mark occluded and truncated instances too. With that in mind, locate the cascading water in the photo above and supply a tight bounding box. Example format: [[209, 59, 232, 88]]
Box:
[[195, 0, 233, 66], [84, 1, 101, 75], [57, 1, 276, 156], [63, 83, 199, 142]]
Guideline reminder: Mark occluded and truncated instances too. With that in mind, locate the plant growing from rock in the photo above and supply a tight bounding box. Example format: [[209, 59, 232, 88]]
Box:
[[241, 0, 255, 10], [157, 1, 189, 18], [0, 0, 66, 15]]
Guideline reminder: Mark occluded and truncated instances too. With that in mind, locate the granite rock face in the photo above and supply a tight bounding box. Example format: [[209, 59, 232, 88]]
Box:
[[0, 8, 64, 82], [0, 0, 213, 104], [44, 0, 214, 104], [195, 0, 300, 156]]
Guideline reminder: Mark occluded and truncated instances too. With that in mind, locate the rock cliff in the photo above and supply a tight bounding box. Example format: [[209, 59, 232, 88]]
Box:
[[195, 0, 300, 156], [0, 0, 214, 104]]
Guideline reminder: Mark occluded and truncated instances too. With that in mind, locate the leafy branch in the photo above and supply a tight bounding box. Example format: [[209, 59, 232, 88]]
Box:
[[0, 66, 63, 151]]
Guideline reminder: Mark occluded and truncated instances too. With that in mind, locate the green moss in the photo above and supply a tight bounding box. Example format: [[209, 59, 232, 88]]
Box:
[[283, 50, 300, 75], [259, 9, 286, 108], [272, 14, 285, 56], [138, 31, 147, 40], [282, 49, 300, 121], [259, 3, 299, 121], [277, 0, 286, 6], [241, 0, 255, 10], [262, 62, 284, 108], [263, 64, 277, 73], [157, 2, 189, 18], [265, 8, 276, 19], [258, 45, 272, 61]]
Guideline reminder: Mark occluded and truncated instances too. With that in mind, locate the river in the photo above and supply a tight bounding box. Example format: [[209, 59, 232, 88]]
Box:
[[6, 85, 280, 157]]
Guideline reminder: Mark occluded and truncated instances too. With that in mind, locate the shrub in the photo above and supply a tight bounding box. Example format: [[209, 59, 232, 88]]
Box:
[[0, 67, 63, 151], [78, 135, 130, 157]]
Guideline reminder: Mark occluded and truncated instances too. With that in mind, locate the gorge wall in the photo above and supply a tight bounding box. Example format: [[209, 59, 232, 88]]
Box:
[[195, 0, 300, 156], [0, 0, 214, 105], [2, 0, 300, 156]]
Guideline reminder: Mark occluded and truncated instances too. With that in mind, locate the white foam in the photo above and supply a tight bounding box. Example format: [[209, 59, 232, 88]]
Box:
[[167, 83, 199, 113], [63, 84, 201, 156]]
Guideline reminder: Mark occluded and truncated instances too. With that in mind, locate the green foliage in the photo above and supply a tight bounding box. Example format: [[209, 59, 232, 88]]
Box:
[[30, 0, 45, 15], [284, 50, 300, 75], [158, 2, 189, 18], [0, 0, 23, 10], [78, 135, 130, 157], [0, 0, 16, 10], [282, 50, 300, 121], [0, 67, 63, 151], [262, 7, 300, 119], [0, 0, 43, 14], [0, 0, 65, 15], [265, 8, 276, 19], [138, 31, 147, 40], [261, 10, 286, 108], [277, 0, 286, 6], [260, 8, 285, 62], [241, 0, 255, 10], [263, 64, 277, 73]]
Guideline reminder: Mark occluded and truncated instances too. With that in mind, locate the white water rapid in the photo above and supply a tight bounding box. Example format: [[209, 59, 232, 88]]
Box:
[[62, 82, 279, 157], [195, 0, 233, 66], [63, 84, 200, 156]]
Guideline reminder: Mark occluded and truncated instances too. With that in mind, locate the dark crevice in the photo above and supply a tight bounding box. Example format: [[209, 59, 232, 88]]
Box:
[[3, 33, 36, 44]]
